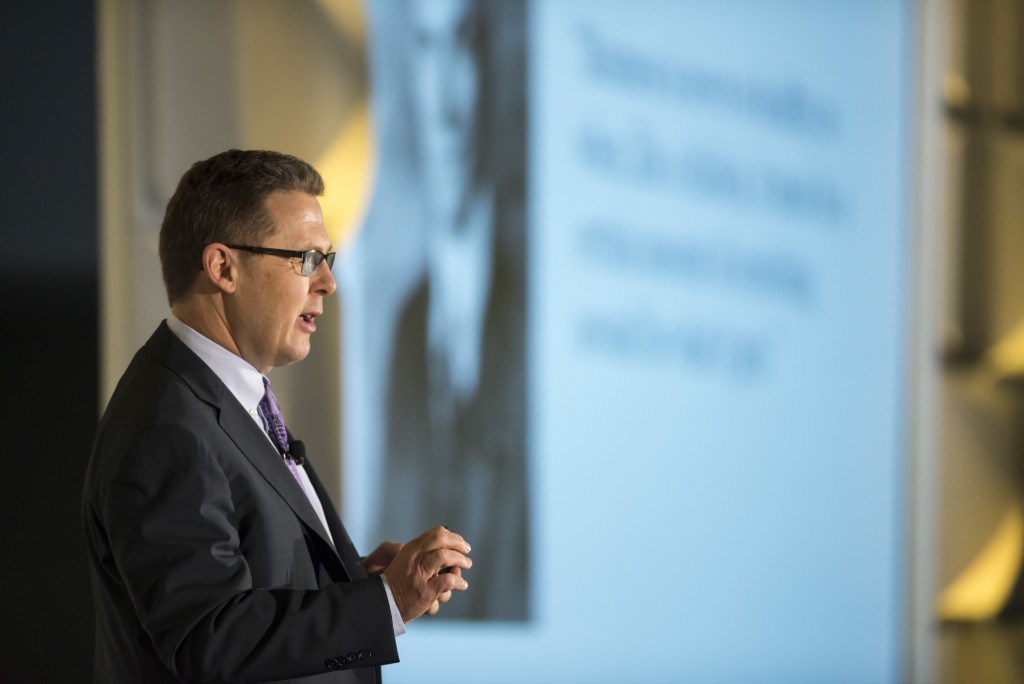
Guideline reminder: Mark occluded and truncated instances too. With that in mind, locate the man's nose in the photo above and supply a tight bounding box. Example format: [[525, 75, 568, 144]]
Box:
[[311, 261, 337, 296]]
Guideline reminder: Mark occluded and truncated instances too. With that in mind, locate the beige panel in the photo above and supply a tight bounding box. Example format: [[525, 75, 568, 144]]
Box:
[[937, 0, 1024, 625], [142, 0, 245, 203]]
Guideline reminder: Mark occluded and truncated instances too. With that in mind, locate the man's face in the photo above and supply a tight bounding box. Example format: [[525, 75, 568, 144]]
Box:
[[228, 191, 336, 374]]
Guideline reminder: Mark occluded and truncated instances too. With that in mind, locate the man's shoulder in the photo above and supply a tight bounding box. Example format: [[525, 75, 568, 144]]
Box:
[[112, 321, 227, 405], [95, 324, 224, 451]]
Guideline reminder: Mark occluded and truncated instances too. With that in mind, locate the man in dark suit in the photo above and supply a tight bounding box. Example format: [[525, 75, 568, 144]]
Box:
[[82, 149, 472, 683]]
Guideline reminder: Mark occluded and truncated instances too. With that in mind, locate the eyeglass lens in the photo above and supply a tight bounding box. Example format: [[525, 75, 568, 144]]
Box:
[[301, 250, 336, 276]]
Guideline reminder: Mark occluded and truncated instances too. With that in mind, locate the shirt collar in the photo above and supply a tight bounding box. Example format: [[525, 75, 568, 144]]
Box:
[[166, 313, 266, 413]]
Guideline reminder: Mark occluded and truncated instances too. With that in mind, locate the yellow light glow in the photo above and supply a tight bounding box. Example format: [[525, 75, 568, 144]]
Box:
[[938, 500, 1023, 621], [316, 99, 376, 248], [986, 318, 1024, 381]]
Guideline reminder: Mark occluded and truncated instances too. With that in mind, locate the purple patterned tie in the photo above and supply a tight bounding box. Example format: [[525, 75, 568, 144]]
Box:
[[257, 378, 309, 496]]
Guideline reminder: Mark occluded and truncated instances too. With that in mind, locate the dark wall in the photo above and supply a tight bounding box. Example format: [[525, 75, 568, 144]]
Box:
[[0, 2, 97, 682]]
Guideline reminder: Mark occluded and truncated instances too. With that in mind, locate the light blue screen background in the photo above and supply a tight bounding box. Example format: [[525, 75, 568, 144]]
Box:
[[350, 1, 911, 682]]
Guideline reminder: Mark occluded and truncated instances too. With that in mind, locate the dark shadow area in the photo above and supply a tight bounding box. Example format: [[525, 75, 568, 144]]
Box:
[[0, 1, 98, 682], [0, 278, 97, 684]]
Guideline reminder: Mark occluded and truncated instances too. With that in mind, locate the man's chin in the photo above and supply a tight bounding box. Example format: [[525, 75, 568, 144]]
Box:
[[275, 344, 312, 370]]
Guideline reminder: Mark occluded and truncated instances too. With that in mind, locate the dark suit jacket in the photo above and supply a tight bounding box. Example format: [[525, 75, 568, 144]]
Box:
[[83, 322, 399, 683]]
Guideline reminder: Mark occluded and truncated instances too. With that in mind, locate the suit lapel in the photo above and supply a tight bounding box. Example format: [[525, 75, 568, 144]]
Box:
[[305, 462, 367, 580], [147, 322, 345, 567], [217, 400, 343, 557]]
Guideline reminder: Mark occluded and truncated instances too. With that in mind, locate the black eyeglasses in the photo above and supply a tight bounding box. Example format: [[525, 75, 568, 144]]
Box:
[[225, 244, 336, 277]]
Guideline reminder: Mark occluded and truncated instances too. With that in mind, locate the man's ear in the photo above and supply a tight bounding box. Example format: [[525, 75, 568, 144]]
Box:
[[200, 243, 238, 294]]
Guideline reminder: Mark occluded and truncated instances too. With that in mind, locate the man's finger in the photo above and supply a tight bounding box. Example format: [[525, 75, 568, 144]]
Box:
[[420, 549, 471, 577], [438, 549, 472, 573], [419, 526, 472, 555], [432, 572, 469, 594]]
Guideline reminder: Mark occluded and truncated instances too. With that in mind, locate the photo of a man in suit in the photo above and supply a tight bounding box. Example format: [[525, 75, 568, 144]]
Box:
[[345, 0, 528, 623], [82, 149, 472, 683]]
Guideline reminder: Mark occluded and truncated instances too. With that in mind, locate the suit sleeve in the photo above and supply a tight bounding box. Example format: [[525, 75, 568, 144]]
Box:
[[100, 425, 399, 683]]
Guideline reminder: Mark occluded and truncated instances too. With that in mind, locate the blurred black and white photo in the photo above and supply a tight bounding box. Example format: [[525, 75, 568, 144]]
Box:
[[342, 0, 528, 621]]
